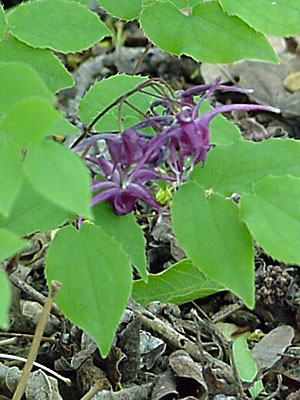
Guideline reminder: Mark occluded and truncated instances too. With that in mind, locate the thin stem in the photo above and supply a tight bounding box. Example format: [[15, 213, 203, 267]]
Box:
[[87, 80, 155, 131], [192, 77, 222, 119], [131, 41, 152, 75], [0, 353, 71, 385], [0, 331, 58, 344], [80, 380, 105, 400], [12, 280, 63, 400]]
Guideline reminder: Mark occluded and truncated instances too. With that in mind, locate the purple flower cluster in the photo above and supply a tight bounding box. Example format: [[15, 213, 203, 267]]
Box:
[[76, 79, 279, 217]]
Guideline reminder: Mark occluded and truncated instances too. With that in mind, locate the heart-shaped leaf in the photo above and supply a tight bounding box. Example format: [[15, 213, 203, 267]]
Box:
[[0, 136, 23, 216], [0, 4, 6, 40], [0, 35, 73, 93], [24, 140, 92, 218], [0, 228, 29, 262], [240, 175, 300, 264], [1, 97, 60, 148], [93, 202, 147, 282], [190, 139, 300, 196], [133, 258, 224, 307], [45, 224, 132, 357], [99, 0, 142, 20], [0, 177, 72, 236], [219, 0, 300, 37], [8, 0, 111, 53], [140, 1, 278, 63], [0, 62, 53, 114], [172, 181, 254, 308]]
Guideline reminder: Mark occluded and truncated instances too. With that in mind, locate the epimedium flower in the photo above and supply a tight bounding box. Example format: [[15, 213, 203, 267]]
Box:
[[88, 138, 175, 217], [106, 128, 147, 168], [75, 78, 280, 217], [171, 102, 280, 175]]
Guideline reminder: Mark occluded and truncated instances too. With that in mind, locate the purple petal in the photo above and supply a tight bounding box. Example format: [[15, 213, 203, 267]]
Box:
[[179, 78, 255, 103], [196, 104, 280, 127], [91, 180, 117, 192], [128, 183, 162, 215], [113, 191, 136, 215], [90, 156, 120, 182], [90, 187, 120, 208], [133, 168, 175, 185], [73, 133, 116, 152]]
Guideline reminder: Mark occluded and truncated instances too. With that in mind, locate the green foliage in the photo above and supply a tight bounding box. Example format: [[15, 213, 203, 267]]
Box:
[[45, 224, 132, 357], [0, 178, 72, 237], [0, 35, 73, 93], [23, 140, 92, 218], [68, 0, 90, 5], [7, 0, 111, 53], [79, 74, 149, 131], [190, 139, 300, 196], [51, 116, 81, 136], [218, 0, 300, 37], [98, 0, 143, 20], [200, 101, 241, 145], [93, 202, 147, 281], [0, 228, 29, 263], [168, 0, 202, 8], [140, 1, 278, 64], [172, 182, 254, 308], [240, 175, 300, 264], [1, 97, 60, 149], [133, 258, 224, 307], [232, 336, 264, 398], [0, 62, 54, 114], [2, 0, 300, 359], [0, 137, 23, 216], [0, 270, 11, 330], [0, 4, 6, 40]]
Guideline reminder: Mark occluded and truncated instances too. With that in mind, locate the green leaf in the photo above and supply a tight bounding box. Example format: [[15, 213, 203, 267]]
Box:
[[99, 0, 142, 20], [190, 138, 300, 196], [51, 116, 81, 136], [45, 224, 132, 357], [67, 0, 90, 5], [0, 270, 11, 330], [0, 35, 73, 93], [0, 178, 72, 236], [240, 175, 300, 264], [1, 97, 61, 148], [172, 181, 254, 308], [0, 62, 54, 114], [0, 136, 23, 216], [233, 336, 264, 398], [250, 381, 265, 400], [23, 140, 92, 218], [233, 336, 258, 381], [132, 258, 224, 307], [170, 0, 202, 9], [79, 74, 148, 130], [0, 4, 6, 40], [143, 0, 204, 9], [140, 1, 278, 64], [0, 228, 29, 262], [218, 0, 300, 37], [93, 202, 147, 281], [8, 0, 111, 54], [200, 100, 241, 145]]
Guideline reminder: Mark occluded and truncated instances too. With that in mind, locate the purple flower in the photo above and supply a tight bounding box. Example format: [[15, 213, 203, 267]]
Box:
[[106, 128, 147, 167], [76, 77, 280, 217], [89, 155, 173, 217]]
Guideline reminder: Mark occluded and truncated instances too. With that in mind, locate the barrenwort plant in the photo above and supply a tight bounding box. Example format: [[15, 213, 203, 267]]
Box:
[[1, 1, 300, 385]]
